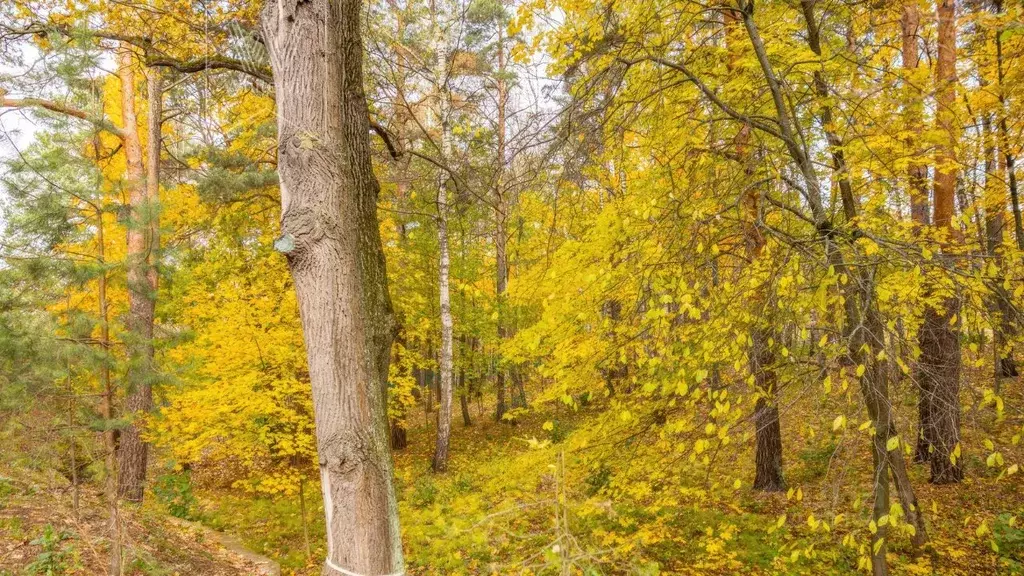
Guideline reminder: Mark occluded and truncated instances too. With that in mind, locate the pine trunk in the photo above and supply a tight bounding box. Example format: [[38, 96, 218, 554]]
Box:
[[117, 49, 159, 503], [919, 0, 963, 484]]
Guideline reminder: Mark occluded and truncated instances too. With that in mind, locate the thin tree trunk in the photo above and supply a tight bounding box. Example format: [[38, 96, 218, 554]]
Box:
[[95, 198, 121, 576], [903, 0, 936, 467], [983, 114, 1017, 389], [794, 2, 929, 550], [390, 335, 409, 450], [458, 336, 472, 427], [724, 5, 784, 494], [994, 0, 1024, 250], [431, 6, 454, 472], [494, 22, 511, 423], [739, 6, 928, 569], [261, 0, 404, 571], [64, 318, 80, 519], [299, 477, 311, 561], [433, 182, 454, 472], [902, 1, 930, 228], [117, 52, 159, 503]]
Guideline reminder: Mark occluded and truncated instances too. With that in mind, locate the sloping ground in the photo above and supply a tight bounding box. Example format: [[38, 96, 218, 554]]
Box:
[[196, 367, 1024, 575], [0, 465, 277, 576]]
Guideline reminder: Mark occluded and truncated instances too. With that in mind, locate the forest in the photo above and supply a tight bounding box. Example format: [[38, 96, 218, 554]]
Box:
[[0, 0, 1023, 574]]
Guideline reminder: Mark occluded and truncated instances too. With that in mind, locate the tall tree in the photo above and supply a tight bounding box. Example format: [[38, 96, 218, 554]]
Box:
[[917, 0, 964, 484], [261, 0, 405, 571], [722, 5, 783, 493], [116, 46, 161, 503]]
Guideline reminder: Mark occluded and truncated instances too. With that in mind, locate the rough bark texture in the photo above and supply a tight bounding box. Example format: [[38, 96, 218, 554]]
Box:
[[752, 376, 784, 492], [919, 0, 963, 485], [117, 48, 158, 503], [262, 0, 404, 572]]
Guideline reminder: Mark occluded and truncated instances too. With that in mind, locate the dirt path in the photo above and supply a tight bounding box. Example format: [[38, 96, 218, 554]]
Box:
[[167, 517, 281, 576]]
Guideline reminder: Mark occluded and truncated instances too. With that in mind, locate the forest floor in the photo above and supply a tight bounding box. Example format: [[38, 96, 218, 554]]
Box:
[[0, 462, 274, 575], [192, 366, 1024, 576], [2, 367, 1023, 575]]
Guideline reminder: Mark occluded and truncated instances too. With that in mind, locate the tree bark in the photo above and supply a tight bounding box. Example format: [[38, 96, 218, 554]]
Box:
[[262, 0, 404, 571], [919, 0, 963, 485], [116, 48, 159, 503], [983, 114, 1017, 389], [458, 336, 472, 427], [431, 4, 454, 472], [494, 21, 512, 422], [994, 0, 1024, 250], [432, 176, 454, 472]]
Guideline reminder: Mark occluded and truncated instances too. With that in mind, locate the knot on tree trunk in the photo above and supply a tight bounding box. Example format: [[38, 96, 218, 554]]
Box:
[[319, 428, 373, 478], [277, 204, 337, 264]]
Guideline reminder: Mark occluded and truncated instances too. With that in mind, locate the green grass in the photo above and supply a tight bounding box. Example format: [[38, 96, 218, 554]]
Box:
[[197, 491, 322, 574]]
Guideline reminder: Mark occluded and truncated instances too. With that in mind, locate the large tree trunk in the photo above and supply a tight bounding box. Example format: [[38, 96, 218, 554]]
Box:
[[261, 0, 404, 572], [116, 48, 159, 503], [919, 0, 963, 485]]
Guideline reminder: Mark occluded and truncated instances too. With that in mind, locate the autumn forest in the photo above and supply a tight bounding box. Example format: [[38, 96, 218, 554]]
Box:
[[0, 0, 1023, 574]]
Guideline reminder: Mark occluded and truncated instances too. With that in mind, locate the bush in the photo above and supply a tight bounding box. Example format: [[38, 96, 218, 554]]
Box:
[[153, 468, 198, 520], [26, 525, 71, 576]]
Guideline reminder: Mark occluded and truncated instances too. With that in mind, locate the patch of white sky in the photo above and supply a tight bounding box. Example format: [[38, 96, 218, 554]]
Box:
[[0, 31, 115, 229]]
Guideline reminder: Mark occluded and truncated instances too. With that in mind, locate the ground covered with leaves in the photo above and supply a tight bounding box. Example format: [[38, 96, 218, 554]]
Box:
[[187, 365, 1024, 576], [0, 464, 267, 576]]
